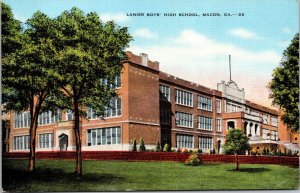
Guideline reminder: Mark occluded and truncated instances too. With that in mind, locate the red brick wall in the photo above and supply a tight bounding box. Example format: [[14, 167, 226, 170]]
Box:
[[3, 152, 299, 166]]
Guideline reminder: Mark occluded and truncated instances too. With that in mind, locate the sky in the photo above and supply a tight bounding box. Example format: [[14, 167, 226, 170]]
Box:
[[4, 0, 299, 108]]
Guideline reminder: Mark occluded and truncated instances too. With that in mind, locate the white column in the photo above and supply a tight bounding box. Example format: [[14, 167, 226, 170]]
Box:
[[257, 125, 261, 137], [246, 123, 250, 136], [250, 123, 255, 136]]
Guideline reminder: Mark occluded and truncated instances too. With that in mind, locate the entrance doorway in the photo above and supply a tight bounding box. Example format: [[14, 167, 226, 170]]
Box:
[[59, 134, 68, 151]]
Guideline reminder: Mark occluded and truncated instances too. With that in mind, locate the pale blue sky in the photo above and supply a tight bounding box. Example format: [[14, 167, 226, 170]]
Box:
[[4, 0, 299, 107]]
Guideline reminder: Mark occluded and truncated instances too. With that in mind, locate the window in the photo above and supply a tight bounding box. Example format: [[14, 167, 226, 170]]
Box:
[[14, 112, 31, 128], [198, 96, 212, 111], [175, 112, 193, 128], [87, 127, 121, 146], [216, 99, 222, 113], [13, 135, 30, 150], [38, 110, 62, 125], [38, 133, 53, 149], [100, 74, 121, 89], [66, 110, 73, 121], [271, 117, 278, 127], [87, 98, 121, 119], [217, 118, 222, 132], [159, 85, 170, 101], [176, 134, 194, 148], [160, 107, 171, 124], [175, 89, 193, 107], [199, 137, 213, 151], [263, 114, 269, 124], [104, 98, 122, 118], [271, 130, 277, 140], [226, 102, 243, 113], [262, 129, 269, 139], [198, 116, 213, 131]]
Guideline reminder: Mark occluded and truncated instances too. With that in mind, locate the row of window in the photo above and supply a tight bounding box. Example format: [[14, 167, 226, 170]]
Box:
[[87, 127, 121, 146], [13, 133, 53, 150], [100, 75, 121, 89], [176, 134, 213, 150], [175, 111, 222, 131], [14, 98, 122, 128], [13, 127, 122, 150], [87, 98, 122, 119], [160, 85, 219, 112], [14, 111, 62, 128]]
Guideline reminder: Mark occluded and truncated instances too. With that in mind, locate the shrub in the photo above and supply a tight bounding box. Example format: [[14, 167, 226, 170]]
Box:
[[184, 153, 202, 166], [155, 141, 162, 152], [139, 137, 146, 152], [163, 144, 169, 152], [132, 138, 137, 152], [198, 149, 203, 154], [171, 148, 176, 152]]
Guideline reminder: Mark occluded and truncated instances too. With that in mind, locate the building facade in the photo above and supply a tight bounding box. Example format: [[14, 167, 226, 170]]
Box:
[[7, 51, 299, 154]]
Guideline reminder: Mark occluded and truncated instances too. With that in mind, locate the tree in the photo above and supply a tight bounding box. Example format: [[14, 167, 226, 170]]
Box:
[[52, 8, 132, 176], [269, 33, 299, 132], [1, 2, 22, 58], [223, 128, 250, 171], [2, 10, 63, 173]]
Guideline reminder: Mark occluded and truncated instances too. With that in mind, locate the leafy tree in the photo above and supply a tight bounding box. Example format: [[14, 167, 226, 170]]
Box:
[[2, 10, 64, 173], [269, 33, 299, 132], [223, 128, 250, 170], [1, 2, 22, 58], [52, 8, 132, 176]]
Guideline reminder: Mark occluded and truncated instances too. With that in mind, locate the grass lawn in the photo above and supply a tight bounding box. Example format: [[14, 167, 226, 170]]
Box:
[[2, 158, 299, 191]]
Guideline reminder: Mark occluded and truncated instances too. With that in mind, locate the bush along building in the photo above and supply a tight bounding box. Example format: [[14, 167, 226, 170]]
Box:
[[7, 51, 299, 155]]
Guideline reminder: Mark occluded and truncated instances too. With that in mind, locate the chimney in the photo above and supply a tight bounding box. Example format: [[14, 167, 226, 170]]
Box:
[[139, 53, 148, 66]]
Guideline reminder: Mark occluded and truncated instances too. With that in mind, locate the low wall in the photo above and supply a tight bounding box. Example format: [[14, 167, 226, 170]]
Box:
[[3, 151, 299, 166]]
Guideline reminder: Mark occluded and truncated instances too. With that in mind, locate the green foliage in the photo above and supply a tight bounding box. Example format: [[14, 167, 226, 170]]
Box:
[[155, 141, 162, 152], [1, 2, 22, 59], [139, 138, 146, 152], [269, 33, 299, 132], [163, 144, 169, 152], [223, 128, 250, 155], [2, 3, 66, 172], [132, 138, 137, 152], [184, 153, 202, 166]]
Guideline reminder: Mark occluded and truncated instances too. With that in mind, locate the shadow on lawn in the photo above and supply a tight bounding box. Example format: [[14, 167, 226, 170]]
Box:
[[227, 167, 271, 173], [3, 167, 125, 185]]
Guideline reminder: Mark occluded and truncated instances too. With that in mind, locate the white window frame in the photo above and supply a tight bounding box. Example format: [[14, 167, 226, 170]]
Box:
[[198, 116, 213, 131], [199, 137, 213, 151], [197, 95, 212, 111], [217, 118, 222, 132], [175, 89, 193, 107], [216, 99, 222, 113], [159, 84, 170, 101], [175, 112, 193, 128], [87, 127, 121, 146]]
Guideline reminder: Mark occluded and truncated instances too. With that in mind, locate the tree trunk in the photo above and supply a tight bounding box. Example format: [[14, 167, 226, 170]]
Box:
[[28, 102, 41, 173], [28, 122, 37, 173], [235, 153, 239, 171], [74, 98, 83, 176]]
